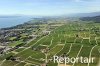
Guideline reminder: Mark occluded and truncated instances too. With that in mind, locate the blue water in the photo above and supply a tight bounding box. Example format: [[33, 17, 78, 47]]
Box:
[[0, 16, 32, 28]]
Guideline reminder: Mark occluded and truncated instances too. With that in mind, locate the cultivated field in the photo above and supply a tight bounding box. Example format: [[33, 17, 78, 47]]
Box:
[[0, 21, 100, 66]]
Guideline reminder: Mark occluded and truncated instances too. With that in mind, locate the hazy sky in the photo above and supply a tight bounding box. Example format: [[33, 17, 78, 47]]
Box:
[[0, 0, 100, 16]]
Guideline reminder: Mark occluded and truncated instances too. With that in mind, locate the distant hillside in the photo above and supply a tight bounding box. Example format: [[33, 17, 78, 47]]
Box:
[[67, 12, 100, 17], [80, 15, 100, 23]]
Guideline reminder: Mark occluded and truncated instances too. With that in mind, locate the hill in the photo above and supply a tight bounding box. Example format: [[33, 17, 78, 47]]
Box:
[[80, 15, 100, 23]]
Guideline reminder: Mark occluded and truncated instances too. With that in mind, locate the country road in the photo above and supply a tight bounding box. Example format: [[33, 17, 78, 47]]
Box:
[[97, 58, 100, 66]]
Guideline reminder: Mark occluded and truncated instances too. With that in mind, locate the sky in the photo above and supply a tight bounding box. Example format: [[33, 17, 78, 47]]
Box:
[[0, 0, 100, 16]]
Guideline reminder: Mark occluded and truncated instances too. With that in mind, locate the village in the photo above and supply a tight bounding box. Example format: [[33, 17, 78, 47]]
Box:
[[0, 18, 62, 61]]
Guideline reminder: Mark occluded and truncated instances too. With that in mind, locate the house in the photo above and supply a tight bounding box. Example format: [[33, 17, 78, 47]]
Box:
[[42, 30, 51, 35]]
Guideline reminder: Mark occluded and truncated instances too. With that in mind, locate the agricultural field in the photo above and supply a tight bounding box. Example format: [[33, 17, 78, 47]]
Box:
[[0, 21, 100, 66]]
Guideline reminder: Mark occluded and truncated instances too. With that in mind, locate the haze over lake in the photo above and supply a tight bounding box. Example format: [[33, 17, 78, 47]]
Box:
[[0, 16, 32, 28]]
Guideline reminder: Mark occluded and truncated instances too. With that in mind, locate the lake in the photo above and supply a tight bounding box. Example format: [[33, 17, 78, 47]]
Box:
[[0, 16, 32, 28]]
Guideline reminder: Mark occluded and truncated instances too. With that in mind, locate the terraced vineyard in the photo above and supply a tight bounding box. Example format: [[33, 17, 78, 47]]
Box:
[[0, 22, 100, 66]]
